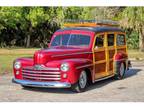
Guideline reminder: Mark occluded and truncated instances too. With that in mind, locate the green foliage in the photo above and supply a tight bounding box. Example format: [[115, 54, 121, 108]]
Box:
[[120, 7, 144, 29], [0, 7, 23, 29], [0, 7, 143, 50], [120, 7, 144, 51], [126, 31, 139, 49], [26, 7, 49, 27], [0, 7, 62, 48]]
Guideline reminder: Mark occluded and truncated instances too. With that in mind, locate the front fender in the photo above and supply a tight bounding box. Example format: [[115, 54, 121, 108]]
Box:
[[45, 58, 93, 84], [13, 57, 33, 79]]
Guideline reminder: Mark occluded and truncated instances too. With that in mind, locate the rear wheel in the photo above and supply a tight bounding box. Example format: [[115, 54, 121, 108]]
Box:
[[71, 70, 87, 93], [114, 62, 126, 80]]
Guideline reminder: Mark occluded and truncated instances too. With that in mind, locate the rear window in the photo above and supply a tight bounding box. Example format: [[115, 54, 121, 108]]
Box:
[[117, 34, 125, 46]]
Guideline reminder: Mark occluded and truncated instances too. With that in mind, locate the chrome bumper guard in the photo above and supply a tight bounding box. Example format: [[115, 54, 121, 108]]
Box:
[[12, 78, 71, 88]]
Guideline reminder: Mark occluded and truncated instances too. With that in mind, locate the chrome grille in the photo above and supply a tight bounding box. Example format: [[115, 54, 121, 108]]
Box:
[[22, 67, 61, 82]]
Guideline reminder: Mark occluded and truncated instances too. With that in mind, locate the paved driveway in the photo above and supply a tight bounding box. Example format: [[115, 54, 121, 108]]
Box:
[[0, 61, 144, 102]]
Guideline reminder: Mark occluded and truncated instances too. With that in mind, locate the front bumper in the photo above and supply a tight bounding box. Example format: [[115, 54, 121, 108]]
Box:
[[12, 78, 71, 88]]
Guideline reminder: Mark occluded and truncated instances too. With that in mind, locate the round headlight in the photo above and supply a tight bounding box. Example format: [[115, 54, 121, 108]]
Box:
[[60, 63, 69, 72], [14, 61, 21, 70]]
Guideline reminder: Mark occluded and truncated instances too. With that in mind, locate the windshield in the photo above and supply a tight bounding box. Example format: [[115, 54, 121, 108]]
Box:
[[51, 34, 91, 47]]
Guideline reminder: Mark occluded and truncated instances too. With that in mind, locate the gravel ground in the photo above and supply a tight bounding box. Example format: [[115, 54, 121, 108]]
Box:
[[0, 61, 144, 102]]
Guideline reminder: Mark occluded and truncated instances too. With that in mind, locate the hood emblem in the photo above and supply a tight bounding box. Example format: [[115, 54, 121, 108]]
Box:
[[34, 65, 43, 70]]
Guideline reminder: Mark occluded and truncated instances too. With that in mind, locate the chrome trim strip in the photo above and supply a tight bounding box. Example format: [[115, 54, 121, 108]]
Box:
[[12, 78, 71, 88], [23, 76, 61, 80], [22, 70, 60, 74], [23, 67, 60, 71], [52, 52, 92, 57], [93, 75, 114, 83], [22, 73, 61, 77], [37, 67, 60, 71], [76, 64, 93, 69]]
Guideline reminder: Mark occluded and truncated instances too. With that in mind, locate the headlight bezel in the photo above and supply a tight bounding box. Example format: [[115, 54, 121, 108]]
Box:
[[60, 63, 70, 72], [14, 61, 21, 70]]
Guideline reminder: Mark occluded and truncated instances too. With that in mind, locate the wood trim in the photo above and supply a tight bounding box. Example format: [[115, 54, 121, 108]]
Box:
[[116, 32, 126, 35], [92, 31, 126, 81], [116, 45, 126, 49], [94, 59, 106, 64], [94, 74, 114, 83], [109, 58, 113, 62], [105, 33, 109, 75], [93, 33, 106, 81], [108, 46, 115, 50], [92, 36, 96, 82], [94, 47, 105, 52]]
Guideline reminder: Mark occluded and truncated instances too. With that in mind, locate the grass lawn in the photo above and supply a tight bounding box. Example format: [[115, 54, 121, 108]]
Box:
[[0, 48, 39, 74], [0, 48, 144, 75], [128, 50, 144, 59]]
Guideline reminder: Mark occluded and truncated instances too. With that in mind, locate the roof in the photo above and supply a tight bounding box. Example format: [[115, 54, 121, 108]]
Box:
[[57, 26, 124, 33]]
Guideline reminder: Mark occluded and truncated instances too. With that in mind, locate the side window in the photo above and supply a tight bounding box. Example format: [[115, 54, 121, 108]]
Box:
[[107, 34, 114, 46], [95, 35, 104, 47], [117, 34, 125, 46]]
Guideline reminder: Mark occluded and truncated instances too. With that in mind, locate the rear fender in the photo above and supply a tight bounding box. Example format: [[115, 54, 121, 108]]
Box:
[[114, 52, 128, 71]]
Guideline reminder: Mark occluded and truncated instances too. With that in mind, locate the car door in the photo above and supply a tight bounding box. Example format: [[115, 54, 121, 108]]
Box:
[[93, 33, 108, 80]]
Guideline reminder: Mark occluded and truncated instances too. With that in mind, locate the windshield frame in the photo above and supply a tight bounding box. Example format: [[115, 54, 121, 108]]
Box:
[[50, 30, 94, 48], [50, 33, 91, 47]]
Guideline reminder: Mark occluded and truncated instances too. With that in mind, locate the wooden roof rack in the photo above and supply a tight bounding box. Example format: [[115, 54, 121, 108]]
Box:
[[64, 19, 119, 27]]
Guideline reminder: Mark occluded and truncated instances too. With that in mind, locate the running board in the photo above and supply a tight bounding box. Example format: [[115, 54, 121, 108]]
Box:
[[93, 74, 114, 83]]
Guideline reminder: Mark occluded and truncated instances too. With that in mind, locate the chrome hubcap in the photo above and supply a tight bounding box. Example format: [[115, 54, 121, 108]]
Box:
[[79, 71, 87, 89], [120, 63, 125, 76]]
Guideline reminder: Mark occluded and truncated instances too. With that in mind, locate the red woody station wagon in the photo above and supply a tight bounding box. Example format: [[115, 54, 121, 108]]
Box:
[[12, 20, 131, 92]]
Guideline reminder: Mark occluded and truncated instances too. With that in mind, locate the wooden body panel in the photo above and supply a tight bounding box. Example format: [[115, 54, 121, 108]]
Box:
[[92, 31, 127, 81], [94, 49, 107, 79]]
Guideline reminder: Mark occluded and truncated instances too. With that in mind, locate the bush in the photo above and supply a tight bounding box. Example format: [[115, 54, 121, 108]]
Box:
[[126, 31, 139, 49]]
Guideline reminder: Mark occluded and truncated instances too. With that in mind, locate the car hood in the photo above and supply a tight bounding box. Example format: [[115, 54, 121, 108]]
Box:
[[34, 46, 91, 65]]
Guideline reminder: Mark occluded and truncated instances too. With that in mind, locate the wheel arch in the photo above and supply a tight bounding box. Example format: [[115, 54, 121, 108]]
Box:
[[84, 68, 93, 83]]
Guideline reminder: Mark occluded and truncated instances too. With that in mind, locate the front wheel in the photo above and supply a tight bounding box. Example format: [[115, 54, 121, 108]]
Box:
[[71, 70, 87, 93]]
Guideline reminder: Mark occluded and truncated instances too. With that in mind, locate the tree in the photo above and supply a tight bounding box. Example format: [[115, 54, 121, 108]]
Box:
[[89, 7, 124, 20], [22, 7, 50, 47], [0, 7, 63, 48], [120, 7, 144, 51], [0, 7, 142, 50], [0, 7, 24, 47]]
